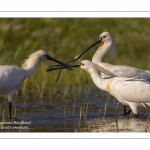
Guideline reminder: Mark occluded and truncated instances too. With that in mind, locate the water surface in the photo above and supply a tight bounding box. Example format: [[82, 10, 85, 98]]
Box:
[[0, 88, 149, 132]]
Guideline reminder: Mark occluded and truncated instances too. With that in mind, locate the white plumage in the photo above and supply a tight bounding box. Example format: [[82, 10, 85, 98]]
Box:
[[79, 60, 150, 117]]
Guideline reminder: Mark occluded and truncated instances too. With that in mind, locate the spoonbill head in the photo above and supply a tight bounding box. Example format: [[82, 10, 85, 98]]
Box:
[[22, 50, 70, 69], [73, 31, 116, 62]]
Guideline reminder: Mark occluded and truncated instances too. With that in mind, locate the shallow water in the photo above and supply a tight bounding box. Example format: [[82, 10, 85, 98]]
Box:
[[0, 88, 150, 132]]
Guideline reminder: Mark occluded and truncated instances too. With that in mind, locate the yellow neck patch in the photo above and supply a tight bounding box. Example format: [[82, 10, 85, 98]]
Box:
[[100, 42, 104, 46], [84, 70, 90, 75], [106, 83, 112, 95]]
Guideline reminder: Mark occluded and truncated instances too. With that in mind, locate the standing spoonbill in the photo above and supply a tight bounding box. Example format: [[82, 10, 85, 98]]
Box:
[[72, 31, 150, 115], [0, 50, 70, 121], [71, 60, 150, 118]]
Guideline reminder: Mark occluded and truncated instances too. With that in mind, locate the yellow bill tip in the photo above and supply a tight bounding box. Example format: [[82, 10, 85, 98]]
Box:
[[74, 55, 79, 59], [44, 65, 49, 69]]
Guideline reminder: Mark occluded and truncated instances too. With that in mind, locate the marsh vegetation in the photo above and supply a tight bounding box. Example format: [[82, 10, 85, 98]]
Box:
[[0, 18, 150, 132]]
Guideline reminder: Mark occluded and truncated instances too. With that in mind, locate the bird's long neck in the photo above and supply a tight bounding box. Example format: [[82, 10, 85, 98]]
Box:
[[92, 46, 107, 64], [22, 57, 40, 79], [92, 41, 114, 65], [89, 68, 113, 94]]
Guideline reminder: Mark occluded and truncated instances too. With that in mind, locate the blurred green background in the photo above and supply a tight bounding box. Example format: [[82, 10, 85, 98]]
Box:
[[0, 18, 150, 93]]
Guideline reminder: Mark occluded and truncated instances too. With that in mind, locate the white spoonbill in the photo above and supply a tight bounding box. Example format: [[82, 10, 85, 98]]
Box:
[[0, 50, 70, 121], [74, 60, 150, 118], [73, 31, 150, 115]]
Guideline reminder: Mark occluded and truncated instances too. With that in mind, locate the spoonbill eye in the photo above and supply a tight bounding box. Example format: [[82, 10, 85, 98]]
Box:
[[103, 36, 106, 38]]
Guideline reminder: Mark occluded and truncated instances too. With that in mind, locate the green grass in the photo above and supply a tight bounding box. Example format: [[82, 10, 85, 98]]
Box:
[[0, 18, 150, 93]]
